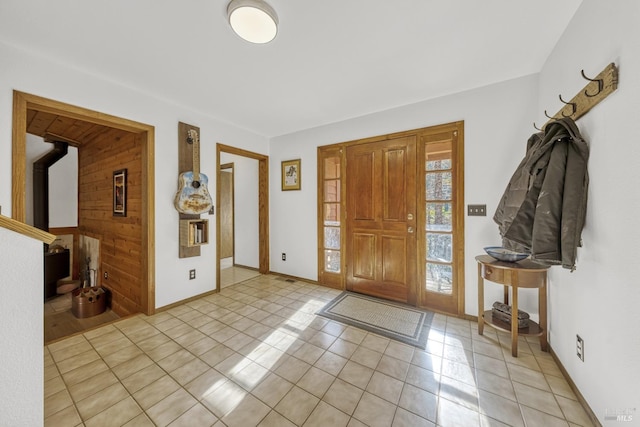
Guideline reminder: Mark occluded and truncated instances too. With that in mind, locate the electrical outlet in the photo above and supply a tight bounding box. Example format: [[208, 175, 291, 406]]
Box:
[[576, 335, 584, 361], [282, 253, 286, 261], [103, 271, 108, 279], [467, 204, 487, 216], [189, 269, 196, 280]]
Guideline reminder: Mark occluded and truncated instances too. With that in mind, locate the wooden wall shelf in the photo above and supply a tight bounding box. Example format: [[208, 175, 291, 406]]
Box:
[[180, 219, 209, 247]]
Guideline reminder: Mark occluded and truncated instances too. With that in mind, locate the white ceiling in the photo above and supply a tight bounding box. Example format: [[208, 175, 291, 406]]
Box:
[[0, 0, 582, 138]]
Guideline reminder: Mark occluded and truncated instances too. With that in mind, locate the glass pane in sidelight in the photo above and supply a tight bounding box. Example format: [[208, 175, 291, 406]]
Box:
[[324, 179, 340, 202], [325, 250, 341, 273], [324, 157, 341, 179], [426, 203, 452, 232], [426, 233, 453, 263], [426, 171, 452, 201], [426, 158, 452, 171], [324, 203, 340, 225], [426, 263, 453, 294], [324, 226, 340, 249]]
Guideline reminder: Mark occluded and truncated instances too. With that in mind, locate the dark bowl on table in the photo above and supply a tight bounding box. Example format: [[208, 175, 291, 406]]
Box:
[[484, 246, 529, 262]]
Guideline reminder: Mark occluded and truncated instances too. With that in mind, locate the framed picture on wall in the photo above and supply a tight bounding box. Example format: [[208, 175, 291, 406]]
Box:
[[113, 169, 127, 216], [281, 159, 301, 191]]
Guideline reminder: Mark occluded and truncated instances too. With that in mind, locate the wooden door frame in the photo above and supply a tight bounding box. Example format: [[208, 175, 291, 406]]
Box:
[[219, 163, 235, 261], [216, 144, 269, 290], [11, 90, 156, 315]]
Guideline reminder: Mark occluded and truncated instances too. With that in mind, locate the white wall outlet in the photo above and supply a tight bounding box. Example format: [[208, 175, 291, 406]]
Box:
[[576, 335, 584, 361], [189, 269, 196, 280]]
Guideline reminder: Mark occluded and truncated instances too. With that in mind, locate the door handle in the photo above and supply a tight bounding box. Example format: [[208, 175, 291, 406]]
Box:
[[408, 226, 414, 233]]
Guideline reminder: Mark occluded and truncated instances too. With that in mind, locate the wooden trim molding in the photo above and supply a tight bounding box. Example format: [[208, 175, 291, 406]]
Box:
[[0, 214, 55, 244]]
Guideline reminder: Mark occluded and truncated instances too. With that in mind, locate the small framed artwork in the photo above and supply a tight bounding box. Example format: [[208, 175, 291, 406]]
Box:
[[281, 159, 301, 191], [113, 169, 127, 216]]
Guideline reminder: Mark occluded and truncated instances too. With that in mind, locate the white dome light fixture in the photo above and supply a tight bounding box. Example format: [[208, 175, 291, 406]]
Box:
[[227, 0, 279, 44]]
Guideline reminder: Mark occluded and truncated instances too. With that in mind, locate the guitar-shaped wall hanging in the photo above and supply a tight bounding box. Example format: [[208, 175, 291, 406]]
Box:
[[174, 128, 214, 214]]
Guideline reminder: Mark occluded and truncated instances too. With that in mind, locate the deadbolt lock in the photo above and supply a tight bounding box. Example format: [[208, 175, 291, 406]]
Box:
[[407, 213, 414, 220]]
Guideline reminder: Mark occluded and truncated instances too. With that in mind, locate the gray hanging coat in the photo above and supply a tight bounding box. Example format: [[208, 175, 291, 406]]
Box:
[[493, 118, 589, 270]]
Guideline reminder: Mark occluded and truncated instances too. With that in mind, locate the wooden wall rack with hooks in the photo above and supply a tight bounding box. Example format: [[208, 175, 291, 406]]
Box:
[[535, 62, 618, 130]]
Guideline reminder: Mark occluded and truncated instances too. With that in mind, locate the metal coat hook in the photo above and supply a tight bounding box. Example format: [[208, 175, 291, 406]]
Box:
[[544, 110, 554, 119], [581, 69, 604, 97], [533, 122, 542, 131], [558, 94, 577, 117]]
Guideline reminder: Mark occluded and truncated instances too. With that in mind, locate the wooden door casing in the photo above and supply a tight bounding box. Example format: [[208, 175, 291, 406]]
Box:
[[219, 165, 234, 259], [346, 136, 417, 304]]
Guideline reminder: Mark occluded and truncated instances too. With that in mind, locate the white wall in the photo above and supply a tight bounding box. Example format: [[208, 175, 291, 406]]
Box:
[[270, 74, 542, 315], [220, 152, 259, 268], [0, 226, 43, 426], [26, 134, 78, 228], [538, 0, 640, 422], [0, 40, 269, 309]]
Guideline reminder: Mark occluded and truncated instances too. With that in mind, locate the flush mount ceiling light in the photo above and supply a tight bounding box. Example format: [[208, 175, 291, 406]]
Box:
[[227, 0, 279, 44]]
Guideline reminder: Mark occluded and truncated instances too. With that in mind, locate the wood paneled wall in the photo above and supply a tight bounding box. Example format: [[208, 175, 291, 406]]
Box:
[[78, 128, 142, 316]]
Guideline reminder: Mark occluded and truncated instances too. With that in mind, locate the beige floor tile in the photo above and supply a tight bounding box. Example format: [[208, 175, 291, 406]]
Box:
[[43, 275, 587, 427], [376, 354, 410, 381], [275, 386, 320, 425], [201, 379, 248, 418], [297, 366, 336, 398], [398, 383, 438, 421], [437, 396, 480, 427], [112, 353, 155, 380], [84, 396, 142, 427], [350, 346, 383, 369], [339, 360, 374, 389], [411, 350, 442, 374], [475, 369, 516, 401], [185, 368, 228, 400], [251, 372, 294, 407], [258, 410, 297, 427], [478, 389, 524, 426], [67, 369, 119, 402], [75, 382, 129, 420], [121, 363, 166, 394], [274, 355, 311, 383], [304, 401, 350, 427], [353, 391, 397, 427], [385, 341, 415, 363], [44, 404, 81, 427], [146, 388, 198, 427], [221, 393, 271, 427], [520, 405, 570, 427], [133, 375, 181, 410], [556, 395, 595, 426], [314, 350, 348, 376], [44, 389, 74, 419], [513, 382, 564, 418], [366, 371, 404, 404], [405, 364, 441, 395], [392, 407, 435, 427], [171, 357, 211, 386], [508, 363, 551, 391], [167, 403, 218, 427]]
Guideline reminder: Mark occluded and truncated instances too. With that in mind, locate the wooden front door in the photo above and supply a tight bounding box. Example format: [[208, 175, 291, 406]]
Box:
[[345, 136, 417, 304]]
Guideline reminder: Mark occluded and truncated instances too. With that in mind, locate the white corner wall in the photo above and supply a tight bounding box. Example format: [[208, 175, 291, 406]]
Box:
[[26, 134, 78, 228], [269, 74, 542, 316], [220, 152, 260, 268], [0, 40, 269, 310], [0, 227, 43, 426], [538, 0, 640, 422]]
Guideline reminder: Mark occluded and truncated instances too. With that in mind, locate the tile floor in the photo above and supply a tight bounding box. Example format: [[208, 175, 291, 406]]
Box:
[[44, 275, 595, 427], [220, 266, 261, 289]]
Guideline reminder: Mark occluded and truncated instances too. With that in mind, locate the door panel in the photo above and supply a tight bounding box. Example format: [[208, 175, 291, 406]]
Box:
[[346, 136, 417, 304]]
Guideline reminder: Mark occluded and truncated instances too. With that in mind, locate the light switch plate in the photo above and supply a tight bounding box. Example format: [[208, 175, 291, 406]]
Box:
[[468, 204, 487, 216]]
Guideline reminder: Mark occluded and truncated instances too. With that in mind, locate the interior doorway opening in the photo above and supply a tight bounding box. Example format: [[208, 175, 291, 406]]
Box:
[[216, 144, 269, 290]]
